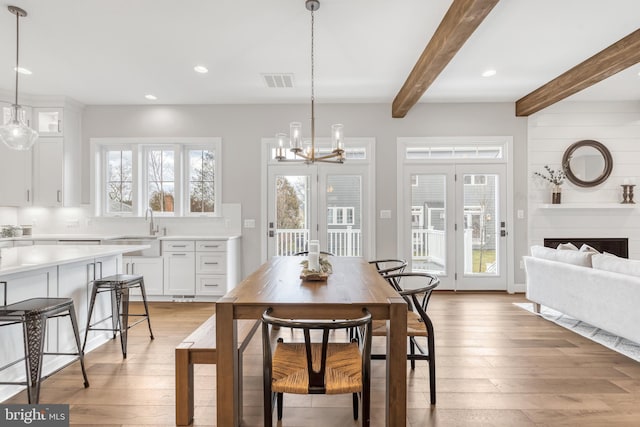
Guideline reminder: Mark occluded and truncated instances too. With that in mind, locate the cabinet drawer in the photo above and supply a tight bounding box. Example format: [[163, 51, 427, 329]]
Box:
[[195, 240, 227, 252], [196, 275, 226, 296], [197, 252, 227, 274], [162, 241, 195, 252]]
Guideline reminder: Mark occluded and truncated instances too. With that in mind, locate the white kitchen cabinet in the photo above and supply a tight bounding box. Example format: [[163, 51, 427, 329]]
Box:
[[31, 102, 81, 206], [33, 137, 64, 206], [0, 142, 32, 207], [161, 238, 240, 299], [12, 240, 33, 247], [33, 107, 63, 137], [123, 256, 164, 296], [163, 241, 196, 295]]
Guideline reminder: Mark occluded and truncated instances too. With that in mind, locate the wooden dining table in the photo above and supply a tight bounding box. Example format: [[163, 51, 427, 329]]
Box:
[[215, 256, 408, 426]]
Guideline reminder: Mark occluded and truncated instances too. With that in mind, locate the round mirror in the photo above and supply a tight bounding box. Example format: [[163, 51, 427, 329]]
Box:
[[562, 140, 612, 187]]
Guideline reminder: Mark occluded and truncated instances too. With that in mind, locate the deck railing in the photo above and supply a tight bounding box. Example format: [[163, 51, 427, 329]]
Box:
[[276, 227, 361, 257]]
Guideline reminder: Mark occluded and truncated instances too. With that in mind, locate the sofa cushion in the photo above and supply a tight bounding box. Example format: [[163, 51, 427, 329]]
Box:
[[557, 242, 579, 250], [592, 254, 640, 277], [579, 244, 600, 254], [530, 245, 593, 267]]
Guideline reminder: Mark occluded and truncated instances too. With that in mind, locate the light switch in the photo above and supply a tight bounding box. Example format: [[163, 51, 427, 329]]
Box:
[[380, 210, 392, 219], [244, 219, 256, 228], [517, 209, 525, 219]]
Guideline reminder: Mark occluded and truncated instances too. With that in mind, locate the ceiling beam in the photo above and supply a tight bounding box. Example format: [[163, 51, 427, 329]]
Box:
[[391, 0, 500, 118], [516, 28, 640, 117]]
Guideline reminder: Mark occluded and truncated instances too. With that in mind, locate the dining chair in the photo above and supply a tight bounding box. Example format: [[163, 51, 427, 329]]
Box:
[[371, 272, 439, 405], [261, 308, 372, 427], [368, 259, 407, 276]]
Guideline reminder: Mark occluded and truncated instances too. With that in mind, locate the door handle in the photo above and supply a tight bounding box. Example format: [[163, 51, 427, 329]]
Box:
[[268, 230, 275, 237]]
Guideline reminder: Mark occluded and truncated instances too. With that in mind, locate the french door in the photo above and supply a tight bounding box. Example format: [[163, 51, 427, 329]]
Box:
[[267, 164, 370, 259], [403, 163, 508, 290]]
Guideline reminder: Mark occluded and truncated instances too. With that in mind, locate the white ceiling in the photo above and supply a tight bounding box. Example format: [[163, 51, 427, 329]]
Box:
[[1, 0, 639, 108]]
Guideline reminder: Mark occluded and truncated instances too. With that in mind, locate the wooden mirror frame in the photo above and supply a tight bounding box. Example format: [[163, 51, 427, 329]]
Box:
[[562, 139, 613, 187]]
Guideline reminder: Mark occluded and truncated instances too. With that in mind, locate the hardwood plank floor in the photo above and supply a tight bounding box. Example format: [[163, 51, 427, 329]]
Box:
[[4, 292, 640, 426]]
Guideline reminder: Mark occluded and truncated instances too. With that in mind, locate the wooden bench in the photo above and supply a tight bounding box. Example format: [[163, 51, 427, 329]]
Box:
[[175, 314, 260, 426]]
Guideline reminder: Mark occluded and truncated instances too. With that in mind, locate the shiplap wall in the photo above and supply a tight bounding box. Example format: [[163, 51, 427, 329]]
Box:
[[528, 101, 640, 259]]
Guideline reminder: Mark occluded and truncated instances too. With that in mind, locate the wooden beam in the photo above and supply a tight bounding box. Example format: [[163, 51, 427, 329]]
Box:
[[391, 0, 500, 118], [516, 29, 640, 117]]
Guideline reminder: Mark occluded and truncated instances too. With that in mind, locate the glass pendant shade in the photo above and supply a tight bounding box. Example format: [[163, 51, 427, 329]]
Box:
[[289, 122, 302, 150], [331, 124, 344, 152], [0, 105, 38, 151]]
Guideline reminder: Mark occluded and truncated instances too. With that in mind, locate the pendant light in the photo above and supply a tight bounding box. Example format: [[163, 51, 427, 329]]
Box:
[[274, 0, 345, 164], [0, 6, 38, 151]]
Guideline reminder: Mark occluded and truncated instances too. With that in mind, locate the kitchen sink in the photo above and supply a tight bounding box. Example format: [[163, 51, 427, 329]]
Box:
[[107, 236, 161, 256]]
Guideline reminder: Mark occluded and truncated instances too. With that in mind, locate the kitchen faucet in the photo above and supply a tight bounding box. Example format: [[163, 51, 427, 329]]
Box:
[[145, 207, 159, 236]]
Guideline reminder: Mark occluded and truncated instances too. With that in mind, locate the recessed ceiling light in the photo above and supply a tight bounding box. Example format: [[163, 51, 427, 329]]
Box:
[[15, 67, 32, 75], [145, 94, 157, 100], [482, 69, 497, 77], [194, 65, 209, 74]]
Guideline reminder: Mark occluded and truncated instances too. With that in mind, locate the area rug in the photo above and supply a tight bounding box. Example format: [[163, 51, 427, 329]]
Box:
[[514, 302, 640, 362]]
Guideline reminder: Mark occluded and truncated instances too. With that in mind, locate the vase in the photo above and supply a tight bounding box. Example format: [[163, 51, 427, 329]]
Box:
[[551, 185, 561, 204]]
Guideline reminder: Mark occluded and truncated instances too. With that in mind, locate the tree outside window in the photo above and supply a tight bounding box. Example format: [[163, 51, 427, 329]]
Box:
[[148, 149, 175, 212], [106, 150, 133, 213], [189, 149, 215, 213]]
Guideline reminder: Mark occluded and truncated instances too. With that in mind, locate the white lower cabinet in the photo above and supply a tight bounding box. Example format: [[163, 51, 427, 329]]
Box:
[[164, 250, 196, 295], [162, 237, 240, 299], [123, 256, 164, 296]]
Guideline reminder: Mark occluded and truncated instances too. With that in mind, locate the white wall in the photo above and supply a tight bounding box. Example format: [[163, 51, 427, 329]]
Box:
[[528, 101, 640, 259], [81, 102, 528, 282]]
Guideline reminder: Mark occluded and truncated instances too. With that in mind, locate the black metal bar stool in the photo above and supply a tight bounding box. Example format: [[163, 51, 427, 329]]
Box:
[[82, 274, 154, 358], [0, 282, 89, 403]]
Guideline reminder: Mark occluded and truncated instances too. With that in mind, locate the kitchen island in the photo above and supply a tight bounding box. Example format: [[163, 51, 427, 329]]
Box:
[[0, 244, 148, 402]]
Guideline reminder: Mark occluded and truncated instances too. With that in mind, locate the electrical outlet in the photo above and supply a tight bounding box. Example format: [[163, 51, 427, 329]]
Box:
[[244, 219, 256, 228]]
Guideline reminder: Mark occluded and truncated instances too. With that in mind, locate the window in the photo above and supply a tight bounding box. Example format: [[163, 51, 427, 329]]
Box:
[[92, 138, 221, 217], [188, 149, 216, 213], [106, 149, 133, 214], [327, 207, 355, 225], [147, 148, 175, 213]]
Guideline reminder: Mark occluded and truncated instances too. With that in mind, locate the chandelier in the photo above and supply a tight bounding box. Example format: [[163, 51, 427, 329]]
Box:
[[0, 6, 38, 151], [275, 0, 345, 164]]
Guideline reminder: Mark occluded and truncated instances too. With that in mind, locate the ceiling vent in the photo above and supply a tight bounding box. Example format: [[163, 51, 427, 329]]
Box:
[[262, 73, 295, 88]]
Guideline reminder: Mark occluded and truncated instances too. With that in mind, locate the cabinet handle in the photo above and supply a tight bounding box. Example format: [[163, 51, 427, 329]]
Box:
[[172, 253, 187, 256], [131, 263, 135, 274], [172, 245, 187, 248], [26, 189, 30, 202], [57, 119, 61, 133], [204, 283, 219, 287], [203, 245, 219, 248], [57, 190, 62, 203], [204, 262, 219, 265]]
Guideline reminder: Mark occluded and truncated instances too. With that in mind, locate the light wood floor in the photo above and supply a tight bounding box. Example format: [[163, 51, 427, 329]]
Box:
[[4, 292, 640, 426]]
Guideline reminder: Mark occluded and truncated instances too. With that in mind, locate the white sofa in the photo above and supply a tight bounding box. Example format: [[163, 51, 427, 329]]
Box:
[[524, 245, 640, 344]]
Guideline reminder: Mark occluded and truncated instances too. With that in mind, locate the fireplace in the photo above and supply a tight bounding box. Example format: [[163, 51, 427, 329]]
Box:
[[544, 238, 628, 258]]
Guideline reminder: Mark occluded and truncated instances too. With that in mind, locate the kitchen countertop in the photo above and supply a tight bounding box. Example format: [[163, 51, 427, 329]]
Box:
[[1, 234, 241, 242], [0, 244, 149, 276]]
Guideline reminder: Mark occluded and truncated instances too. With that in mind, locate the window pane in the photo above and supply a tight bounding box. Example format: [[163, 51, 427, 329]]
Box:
[[148, 150, 175, 213], [411, 174, 446, 275], [188, 149, 215, 214], [106, 150, 133, 214]]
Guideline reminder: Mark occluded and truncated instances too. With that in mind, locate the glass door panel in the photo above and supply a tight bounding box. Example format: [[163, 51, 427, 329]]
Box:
[[410, 174, 447, 276], [325, 175, 362, 256], [456, 164, 507, 290], [275, 175, 311, 255]]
